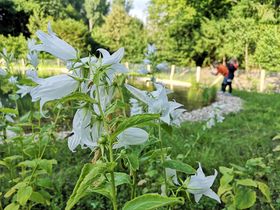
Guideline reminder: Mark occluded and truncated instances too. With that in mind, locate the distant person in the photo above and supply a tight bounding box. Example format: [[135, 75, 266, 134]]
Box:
[[211, 58, 239, 94]]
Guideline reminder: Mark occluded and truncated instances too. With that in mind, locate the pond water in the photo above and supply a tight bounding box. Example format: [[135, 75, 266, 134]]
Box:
[[127, 78, 215, 111]]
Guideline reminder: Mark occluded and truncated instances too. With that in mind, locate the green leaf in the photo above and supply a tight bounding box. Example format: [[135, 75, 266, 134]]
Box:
[[219, 166, 233, 175], [245, 158, 266, 168], [235, 187, 256, 209], [29, 191, 48, 205], [65, 162, 114, 210], [4, 203, 20, 210], [3, 155, 23, 162], [17, 159, 57, 174], [272, 134, 280, 141], [162, 160, 196, 174], [273, 145, 280, 152], [4, 182, 27, 198], [105, 99, 126, 115], [236, 179, 257, 187], [17, 186, 33, 205], [122, 194, 184, 210], [220, 173, 234, 186], [257, 181, 271, 203], [89, 172, 132, 199], [59, 92, 96, 104], [0, 108, 18, 115], [112, 114, 159, 139], [126, 152, 139, 171], [161, 123, 173, 136]]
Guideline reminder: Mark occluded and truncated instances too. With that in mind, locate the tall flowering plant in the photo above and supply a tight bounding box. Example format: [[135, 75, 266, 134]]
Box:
[[17, 24, 220, 209]]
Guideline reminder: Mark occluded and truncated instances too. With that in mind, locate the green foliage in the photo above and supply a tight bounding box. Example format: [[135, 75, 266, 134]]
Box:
[[122, 194, 184, 210], [66, 162, 115, 210], [0, 34, 27, 58], [92, 5, 147, 62], [83, 0, 109, 31], [218, 158, 271, 209]]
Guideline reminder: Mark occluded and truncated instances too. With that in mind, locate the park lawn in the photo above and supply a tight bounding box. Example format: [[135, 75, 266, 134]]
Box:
[[163, 90, 280, 168], [162, 90, 280, 207]]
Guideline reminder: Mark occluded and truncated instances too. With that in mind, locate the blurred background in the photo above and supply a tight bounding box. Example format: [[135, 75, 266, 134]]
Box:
[[1, 0, 280, 69]]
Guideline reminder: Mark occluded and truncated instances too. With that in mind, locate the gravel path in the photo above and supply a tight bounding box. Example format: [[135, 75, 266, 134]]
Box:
[[181, 92, 243, 122]]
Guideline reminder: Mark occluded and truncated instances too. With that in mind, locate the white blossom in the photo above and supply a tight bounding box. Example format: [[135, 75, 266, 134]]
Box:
[[68, 109, 96, 152], [113, 127, 149, 149], [186, 163, 220, 203], [8, 76, 18, 84], [147, 44, 156, 55], [125, 83, 185, 125], [97, 48, 128, 83], [27, 52, 39, 68], [31, 24, 76, 61], [129, 98, 143, 116], [165, 156, 179, 185], [30, 74, 79, 116], [16, 85, 33, 97]]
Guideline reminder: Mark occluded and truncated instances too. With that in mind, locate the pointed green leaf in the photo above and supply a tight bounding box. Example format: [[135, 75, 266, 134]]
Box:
[[0, 108, 18, 115], [66, 162, 114, 210], [123, 194, 184, 210], [17, 186, 33, 205], [257, 182, 271, 203], [162, 160, 196, 174], [60, 92, 96, 104], [237, 179, 257, 187], [126, 152, 139, 171], [4, 203, 20, 210], [29, 191, 48, 205]]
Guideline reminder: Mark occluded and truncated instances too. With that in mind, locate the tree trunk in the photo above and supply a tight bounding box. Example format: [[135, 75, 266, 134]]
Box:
[[89, 18, 93, 32]]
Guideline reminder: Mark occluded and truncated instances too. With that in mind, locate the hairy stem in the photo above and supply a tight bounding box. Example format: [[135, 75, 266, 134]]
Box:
[[96, 83, 118, 210], [158, 123, 168, 195]]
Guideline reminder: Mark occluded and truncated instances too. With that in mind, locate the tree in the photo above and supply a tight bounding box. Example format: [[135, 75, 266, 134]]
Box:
[[0, 0, 29, 36], [83, 0, 109, 31], [254, 25, 280, 71], [92, 5, 147, 62], [112, 0, 133, 12]]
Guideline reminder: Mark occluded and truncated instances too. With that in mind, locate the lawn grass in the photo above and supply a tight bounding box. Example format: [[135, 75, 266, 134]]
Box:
[[162, 90, 280, 208]]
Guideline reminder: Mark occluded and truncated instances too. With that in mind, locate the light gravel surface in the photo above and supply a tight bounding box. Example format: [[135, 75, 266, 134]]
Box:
[[181, 92, 243, 122]]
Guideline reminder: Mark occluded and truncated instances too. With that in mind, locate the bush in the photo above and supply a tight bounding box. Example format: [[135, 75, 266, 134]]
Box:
[[0, 34, 27, 58]]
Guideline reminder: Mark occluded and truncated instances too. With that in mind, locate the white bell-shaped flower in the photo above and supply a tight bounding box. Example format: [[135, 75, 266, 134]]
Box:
[[113, 127, 149, 149], [30, 74, 79, 116], [68, 109, 95, 152], [16, 85, 33, 98], [187, 163, 220, 203], [31, 23, 76, 61], [125, 83, 185, 125]]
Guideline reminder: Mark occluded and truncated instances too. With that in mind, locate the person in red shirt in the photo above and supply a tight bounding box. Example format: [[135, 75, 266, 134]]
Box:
[[211, 58, 239, 94]]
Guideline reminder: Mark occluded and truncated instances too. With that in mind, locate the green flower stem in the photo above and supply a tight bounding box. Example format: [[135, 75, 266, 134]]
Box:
[[118, 85, 126, 117], [158, 123, 168, 195], [131, 170, 137, 199], [96, 83, 118, 210]]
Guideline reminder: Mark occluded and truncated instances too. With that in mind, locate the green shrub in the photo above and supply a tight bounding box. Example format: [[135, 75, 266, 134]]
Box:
[[0, 34, 27, 58]]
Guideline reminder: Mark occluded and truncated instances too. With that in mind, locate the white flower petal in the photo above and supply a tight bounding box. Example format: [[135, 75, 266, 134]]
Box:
[[194, 194, 203, 203], [30, 74, 79, 116], [125, 84, 150, 104], [203, 189, 221, 203], [32, 28, 76, 61], [114, 127, 148, 149], [16, 85, 33, 97]]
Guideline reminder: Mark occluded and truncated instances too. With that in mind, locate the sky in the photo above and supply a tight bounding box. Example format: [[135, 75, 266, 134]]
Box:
[[129, 0, 149, 23]]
